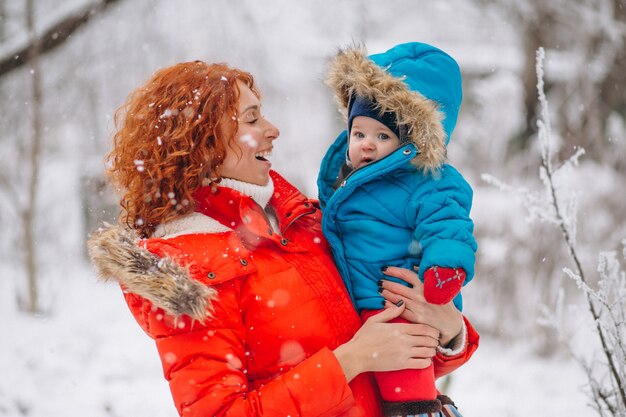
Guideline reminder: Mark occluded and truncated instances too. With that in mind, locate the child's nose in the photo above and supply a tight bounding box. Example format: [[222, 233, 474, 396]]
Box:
[[361, 137, 375, 149]]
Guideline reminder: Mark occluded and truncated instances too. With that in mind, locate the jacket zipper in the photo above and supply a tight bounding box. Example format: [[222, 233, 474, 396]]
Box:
[[337, 145, 414, 188], [283, 208, 316, 233], [250, 198, 315, 237]]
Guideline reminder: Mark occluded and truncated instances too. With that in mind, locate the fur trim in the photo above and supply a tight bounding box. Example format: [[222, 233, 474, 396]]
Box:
[[437, 394, 456, 407], [326, 46, 447, 176], [382, 398, 442, 415], [87, 224, 217, 322], [437, 319, 467, 356]]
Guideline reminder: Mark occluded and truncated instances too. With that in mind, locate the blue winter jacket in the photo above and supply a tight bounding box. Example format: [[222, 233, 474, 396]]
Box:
[[318, 42, 477, 312]]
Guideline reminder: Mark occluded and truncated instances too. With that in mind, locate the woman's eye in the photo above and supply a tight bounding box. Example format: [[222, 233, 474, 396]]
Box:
[[244, 113, 259, 124]]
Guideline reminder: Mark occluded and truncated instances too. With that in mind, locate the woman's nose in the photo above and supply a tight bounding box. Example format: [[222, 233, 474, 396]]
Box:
[[264, 119, 280, 140]]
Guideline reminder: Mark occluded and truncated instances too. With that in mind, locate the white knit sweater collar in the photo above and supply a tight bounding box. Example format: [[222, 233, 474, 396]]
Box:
[[219, 177, 275, 209]]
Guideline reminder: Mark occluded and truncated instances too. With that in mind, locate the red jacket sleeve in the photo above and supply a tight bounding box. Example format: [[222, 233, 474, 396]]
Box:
[[433, 315, 479, 379], [123, 283, 356, 417]]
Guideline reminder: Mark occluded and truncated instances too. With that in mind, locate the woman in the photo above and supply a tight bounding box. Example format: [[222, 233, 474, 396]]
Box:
[[88, 61, 478, 417]]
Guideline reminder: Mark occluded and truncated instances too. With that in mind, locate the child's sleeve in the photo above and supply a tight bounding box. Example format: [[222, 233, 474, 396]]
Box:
[[411, 167, 478, 284]]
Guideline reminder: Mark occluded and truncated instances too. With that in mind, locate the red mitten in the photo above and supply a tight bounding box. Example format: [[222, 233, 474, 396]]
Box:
[[423, 266, 466, 305]]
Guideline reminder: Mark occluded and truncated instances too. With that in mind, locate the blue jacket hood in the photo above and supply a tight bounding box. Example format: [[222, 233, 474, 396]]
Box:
[[325, 42, 463, 175]]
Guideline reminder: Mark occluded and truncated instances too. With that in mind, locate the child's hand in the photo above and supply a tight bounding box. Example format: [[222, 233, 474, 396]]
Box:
[[423, 266, 466, 305], [379, 266, 463, 347]]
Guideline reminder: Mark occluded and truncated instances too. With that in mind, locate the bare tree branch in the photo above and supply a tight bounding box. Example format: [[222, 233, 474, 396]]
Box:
[[0, 0, 123, 78], [536, 47, 626, 413]]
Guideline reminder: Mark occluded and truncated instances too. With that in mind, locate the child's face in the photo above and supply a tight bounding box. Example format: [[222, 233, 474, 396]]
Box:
[[348, 116, 401, 169]]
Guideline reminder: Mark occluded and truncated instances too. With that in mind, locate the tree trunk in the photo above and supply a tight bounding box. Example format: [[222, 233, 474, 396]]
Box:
[[21, 0, 43, 314], [598, 0, 626, 126], [509, 20, 543, 154], [0, 0, 6, 42]]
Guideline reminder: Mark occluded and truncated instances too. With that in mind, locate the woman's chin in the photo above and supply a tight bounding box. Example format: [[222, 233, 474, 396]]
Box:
[[252, 171, 271, 186]]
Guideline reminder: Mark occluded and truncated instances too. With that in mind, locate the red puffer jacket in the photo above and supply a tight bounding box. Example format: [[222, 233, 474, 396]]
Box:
[[88, 171, 479, 417]]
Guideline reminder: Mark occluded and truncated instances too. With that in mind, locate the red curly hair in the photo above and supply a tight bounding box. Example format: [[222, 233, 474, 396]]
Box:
[[107, 61, 258, 237]]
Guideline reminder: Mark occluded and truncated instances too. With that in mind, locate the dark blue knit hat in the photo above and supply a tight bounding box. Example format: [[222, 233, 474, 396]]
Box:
[[348, 95, 402, 140]]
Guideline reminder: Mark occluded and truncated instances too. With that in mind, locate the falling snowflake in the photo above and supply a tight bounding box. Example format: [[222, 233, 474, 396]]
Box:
[[239, 134, 258, 148]]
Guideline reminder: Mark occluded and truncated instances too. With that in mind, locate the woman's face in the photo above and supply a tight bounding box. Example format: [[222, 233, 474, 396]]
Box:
[[218, 80, 280, 185]]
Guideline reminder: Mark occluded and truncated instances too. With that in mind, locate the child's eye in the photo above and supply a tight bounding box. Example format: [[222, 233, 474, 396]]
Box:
[[352, 131, 365, 139], [379, 133, 390, 140]]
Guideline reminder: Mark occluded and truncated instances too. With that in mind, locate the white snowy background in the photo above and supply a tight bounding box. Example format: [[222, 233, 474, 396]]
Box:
[[1, 1, 625, 416]]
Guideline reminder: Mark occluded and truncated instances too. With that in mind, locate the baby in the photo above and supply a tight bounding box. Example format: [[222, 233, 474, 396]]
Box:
[[318, 42, 478, 416]]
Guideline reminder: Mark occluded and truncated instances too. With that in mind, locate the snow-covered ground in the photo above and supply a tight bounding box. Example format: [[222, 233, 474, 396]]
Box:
[[0, 263, 594, 417], [447, 333, 594, 416]]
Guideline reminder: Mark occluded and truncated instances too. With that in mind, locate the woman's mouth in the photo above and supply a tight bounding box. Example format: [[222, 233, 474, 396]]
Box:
[[255, 150, 272, 162]]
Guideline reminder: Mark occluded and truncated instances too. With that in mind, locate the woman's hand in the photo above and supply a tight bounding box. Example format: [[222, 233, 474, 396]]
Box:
[[333, 304, 439, 382], [379, 266, 463, 348]]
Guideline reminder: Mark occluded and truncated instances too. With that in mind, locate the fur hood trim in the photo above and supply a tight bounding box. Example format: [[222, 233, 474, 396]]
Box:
[[326, 46, 447, 176], [87, 224, 216, 322]]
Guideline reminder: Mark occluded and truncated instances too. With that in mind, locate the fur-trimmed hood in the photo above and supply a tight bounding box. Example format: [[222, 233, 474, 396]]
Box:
[[326, 42, 463, 175], [87, 223, 217, 322]]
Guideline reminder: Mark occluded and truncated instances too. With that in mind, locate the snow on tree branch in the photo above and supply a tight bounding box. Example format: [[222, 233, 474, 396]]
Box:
[[483, 46, 626, 416], [0, 0, 124, 78]]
